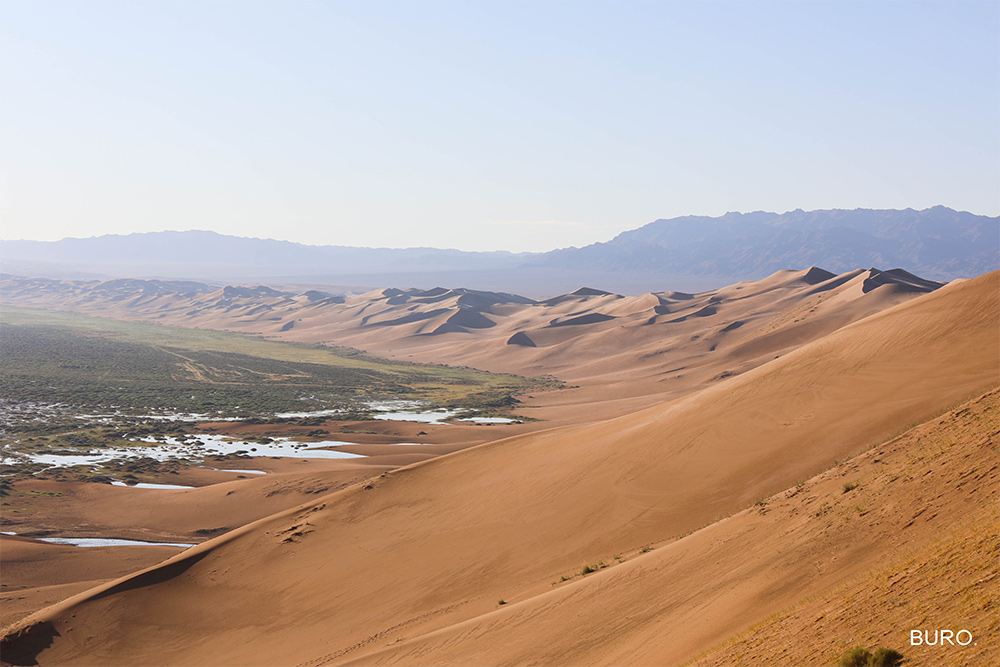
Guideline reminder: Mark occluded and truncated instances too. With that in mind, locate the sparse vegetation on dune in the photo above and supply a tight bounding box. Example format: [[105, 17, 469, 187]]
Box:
[[686, 388, 999, 667], [837, 646, 904, 667]]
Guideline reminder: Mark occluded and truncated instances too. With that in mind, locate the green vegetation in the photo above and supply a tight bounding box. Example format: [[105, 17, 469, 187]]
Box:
[[0, 307, 550, 418], [439, 379, 561, 419], [837, 646, 903, 667], [0, 307, 557, 484], [842, 481, 858, 493]]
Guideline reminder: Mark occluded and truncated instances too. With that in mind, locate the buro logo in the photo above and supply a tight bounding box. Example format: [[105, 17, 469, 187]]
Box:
[[910, 629, 974, 646]]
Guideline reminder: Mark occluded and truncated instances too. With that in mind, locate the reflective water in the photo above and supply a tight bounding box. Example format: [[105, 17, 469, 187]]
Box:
[[281, 400, 513, 424], [0, 532, 194, 548], [8, 434, 366, 471], [39, 537, 195, 548], [373, 409, 457, 424], [109, 481, 194, 490]]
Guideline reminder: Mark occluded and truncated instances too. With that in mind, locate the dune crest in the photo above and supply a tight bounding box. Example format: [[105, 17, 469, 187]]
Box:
[[0, 267, 946, 426]]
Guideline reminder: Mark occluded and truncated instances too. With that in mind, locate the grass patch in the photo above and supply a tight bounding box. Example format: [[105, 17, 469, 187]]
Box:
[[580, 561, 608, 576]]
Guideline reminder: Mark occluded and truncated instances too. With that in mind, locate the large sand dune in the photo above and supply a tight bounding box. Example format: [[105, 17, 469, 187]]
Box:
[[355, 388, 1000, 667], [0, 267, 946, 426], [2, 271, 995, 666]]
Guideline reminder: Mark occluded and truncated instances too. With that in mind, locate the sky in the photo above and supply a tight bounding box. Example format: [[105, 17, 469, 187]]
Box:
[[1, 0, 998, 252]]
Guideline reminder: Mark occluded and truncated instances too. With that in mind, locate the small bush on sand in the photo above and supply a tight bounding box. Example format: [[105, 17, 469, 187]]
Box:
[[579, 562, 608, 576], [870, 647, 903, 666], [837, 646, 903, 667], [839, 647, 870, 666]]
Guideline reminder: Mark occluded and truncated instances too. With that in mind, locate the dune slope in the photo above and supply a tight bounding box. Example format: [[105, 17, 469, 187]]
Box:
[[352, 387, 999, 667]]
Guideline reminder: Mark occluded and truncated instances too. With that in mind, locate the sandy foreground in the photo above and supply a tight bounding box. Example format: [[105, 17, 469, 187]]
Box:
[[0, 269, 997, 666]]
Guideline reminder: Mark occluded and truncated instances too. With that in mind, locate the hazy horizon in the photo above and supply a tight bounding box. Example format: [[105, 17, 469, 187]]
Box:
[[2, 1, 997, 252], [1, 204, 996, 252]]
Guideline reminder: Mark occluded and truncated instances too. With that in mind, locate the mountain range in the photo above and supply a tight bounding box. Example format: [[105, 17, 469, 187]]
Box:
[[2, 206, 995, 295]]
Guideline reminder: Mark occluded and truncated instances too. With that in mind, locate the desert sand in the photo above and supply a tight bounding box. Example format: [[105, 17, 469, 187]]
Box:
[[0, 267, 947, 425], [1, 269, 996, 666]]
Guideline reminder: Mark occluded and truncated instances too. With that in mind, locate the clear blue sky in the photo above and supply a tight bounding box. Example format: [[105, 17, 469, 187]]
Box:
[[1, 0, 997, 251]]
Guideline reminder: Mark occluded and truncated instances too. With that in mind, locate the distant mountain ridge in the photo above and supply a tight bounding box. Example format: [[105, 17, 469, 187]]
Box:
[[1, 207, 995, 292], [530, 206, 998, 279], [0, 230, 528, 277]]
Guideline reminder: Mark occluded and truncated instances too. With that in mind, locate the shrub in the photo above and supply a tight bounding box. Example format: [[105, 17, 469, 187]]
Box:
[[837, 646, 903, 667], [838, 647, 872, 667], [842, 481, 858, 493], [870, 647, 903, 667], [579, 562, 609, 575]]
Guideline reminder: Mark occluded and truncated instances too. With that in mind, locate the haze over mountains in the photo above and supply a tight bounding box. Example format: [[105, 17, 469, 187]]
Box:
[[532, 206, 998, 278], [2, 206, 996, 295]]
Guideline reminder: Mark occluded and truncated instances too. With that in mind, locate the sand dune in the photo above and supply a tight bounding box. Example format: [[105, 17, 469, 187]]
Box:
[[2, 271, 995, 666], [0, 463, 391, 544], [0, 267, 946, 428], [353, 388, 1000, 666], [0, 536, 182, 629]]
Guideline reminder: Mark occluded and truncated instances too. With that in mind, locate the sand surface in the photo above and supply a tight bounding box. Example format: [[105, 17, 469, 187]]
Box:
[[0, 535, 183, 629], [1, 270, 995, 666], [352, 387, 1000, 667]]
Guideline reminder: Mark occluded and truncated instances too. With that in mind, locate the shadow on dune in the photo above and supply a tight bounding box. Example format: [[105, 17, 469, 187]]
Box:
[[0, 550, 210, 666], [1, 622, 59, 666]]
